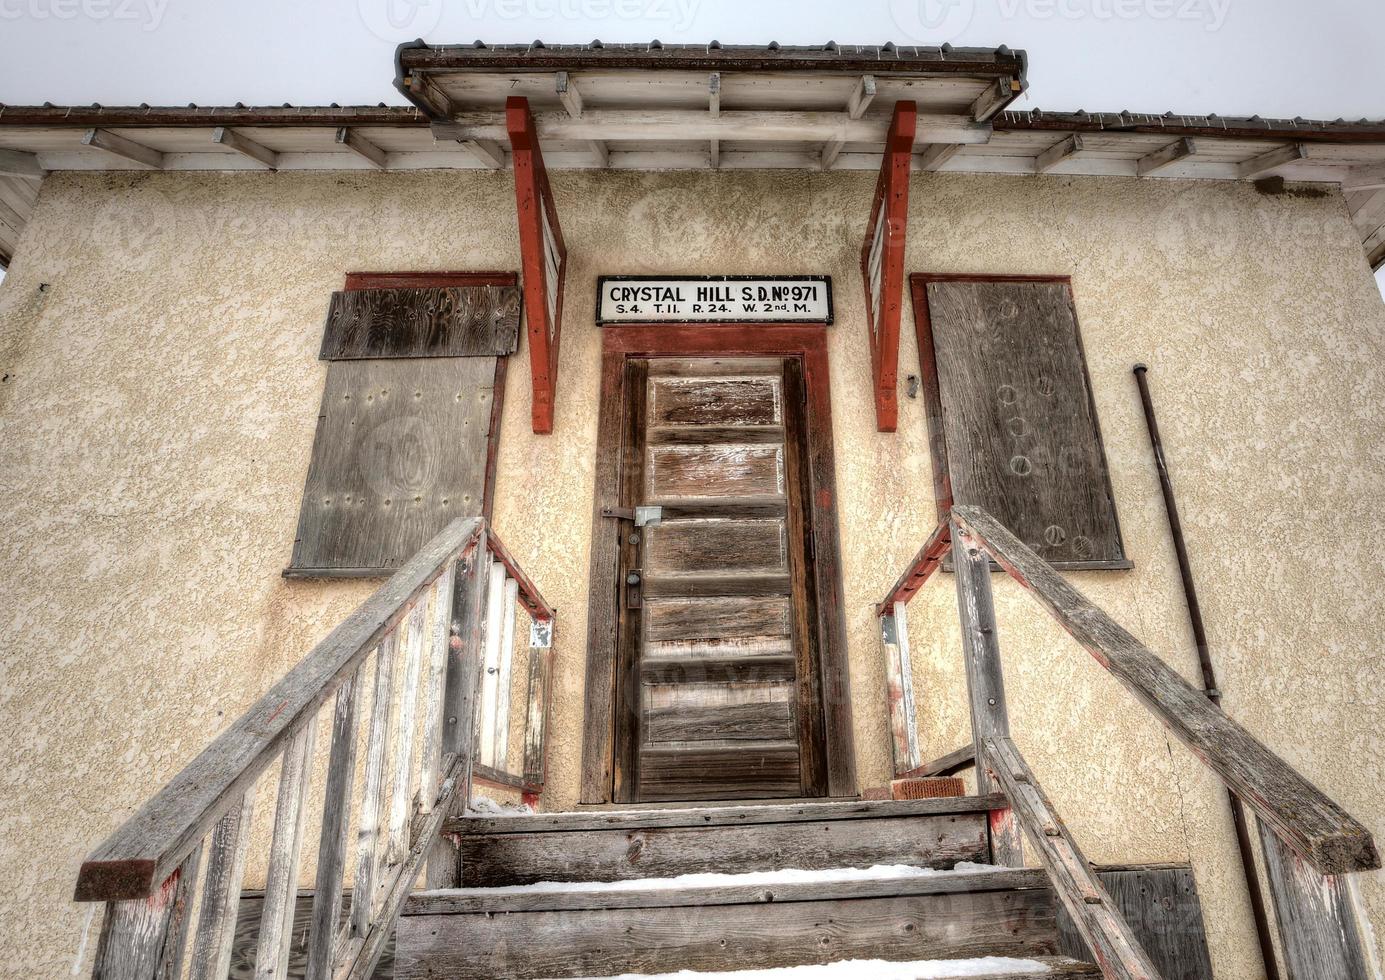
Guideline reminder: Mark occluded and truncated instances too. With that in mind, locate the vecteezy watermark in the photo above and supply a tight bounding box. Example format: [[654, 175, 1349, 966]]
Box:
[[889, 0, 1229, 42], [888, 0, 978, 45], [0, 0, 170, 31], [994, 0, 1230, 31], [358, 0, 700, 42]]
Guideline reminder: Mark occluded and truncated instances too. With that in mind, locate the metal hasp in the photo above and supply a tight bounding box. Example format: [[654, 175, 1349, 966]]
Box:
[[599, 505, 663, 527], [1133, 363, 1280, 980], [506, 95, 567, 434], [860, 100, 917, 432]]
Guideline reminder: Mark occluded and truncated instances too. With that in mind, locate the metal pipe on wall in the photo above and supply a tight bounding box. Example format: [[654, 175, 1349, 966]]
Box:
[[1132, 363, 1282, 980]]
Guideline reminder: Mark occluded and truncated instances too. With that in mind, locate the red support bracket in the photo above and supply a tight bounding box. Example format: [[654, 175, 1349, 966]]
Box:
[[506, 96, 567, 434], [860, 101, 917, 433]]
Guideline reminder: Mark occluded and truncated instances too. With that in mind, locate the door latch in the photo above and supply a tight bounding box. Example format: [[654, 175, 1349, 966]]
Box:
[[600, 505, 663, 527]]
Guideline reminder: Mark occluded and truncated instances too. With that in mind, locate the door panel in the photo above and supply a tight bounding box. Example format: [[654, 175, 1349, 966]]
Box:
[[617, 356, 821, 802]]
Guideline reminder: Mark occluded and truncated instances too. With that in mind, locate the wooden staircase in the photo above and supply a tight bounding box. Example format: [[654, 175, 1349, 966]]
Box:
[[396, 796, 1118, 978]]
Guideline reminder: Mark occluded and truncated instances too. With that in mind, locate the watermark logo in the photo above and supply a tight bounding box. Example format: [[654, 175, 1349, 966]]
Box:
[[357, 0, 444, 41], [889, 0, 977, 43], [358, 0, 700, 42], [0, 0, 170, 32], [995, 0, 1230, 31]]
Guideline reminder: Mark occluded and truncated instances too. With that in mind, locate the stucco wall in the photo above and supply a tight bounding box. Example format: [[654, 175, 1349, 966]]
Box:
[[0, 167, 1381, 978]]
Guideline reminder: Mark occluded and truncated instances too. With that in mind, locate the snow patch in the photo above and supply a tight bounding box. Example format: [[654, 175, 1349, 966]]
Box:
[[467, 793, 533, 815], [558, 956, 1051, 979], [463, 861, 1006, 896]]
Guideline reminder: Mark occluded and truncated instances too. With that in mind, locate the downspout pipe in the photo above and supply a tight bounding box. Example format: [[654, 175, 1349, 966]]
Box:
[[1132, 364, 1281, 980]]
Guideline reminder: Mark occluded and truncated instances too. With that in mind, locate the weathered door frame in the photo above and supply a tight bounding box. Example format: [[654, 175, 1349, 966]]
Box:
[[580, 324, 856, 804]]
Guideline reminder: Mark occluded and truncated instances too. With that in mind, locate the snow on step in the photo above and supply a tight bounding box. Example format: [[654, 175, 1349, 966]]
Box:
[[558, 956, 1053, 979], [459, 861, 1003, 896]]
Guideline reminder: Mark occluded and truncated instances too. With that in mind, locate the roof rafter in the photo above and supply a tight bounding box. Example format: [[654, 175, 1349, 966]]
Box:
[[1236, 142, 1306, 180], [555, 72, 608, 169], [1035, 134, 1086, 173], [82, 128, 163, 169], [822, 75, 877, 170], [1137, 137, 1197, 177], [335, 127, 388, 169], [212, 127, 278, 169]]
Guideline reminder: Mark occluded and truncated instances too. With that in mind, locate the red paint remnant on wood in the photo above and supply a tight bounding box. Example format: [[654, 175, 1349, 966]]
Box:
[[507, 96, 567, 434], [875, 519, 950, 615], [861, 101, 917, 433]]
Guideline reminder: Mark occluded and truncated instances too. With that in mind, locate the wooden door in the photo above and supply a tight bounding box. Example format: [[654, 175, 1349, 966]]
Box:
[[614, 357, 826, 802]]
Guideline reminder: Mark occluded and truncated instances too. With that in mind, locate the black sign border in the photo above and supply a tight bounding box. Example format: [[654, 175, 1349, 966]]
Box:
[[596, 275, 835, 326]]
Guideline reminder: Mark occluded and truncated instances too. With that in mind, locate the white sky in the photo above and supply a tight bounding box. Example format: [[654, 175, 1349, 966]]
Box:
[[0, 0, 1382, 294]]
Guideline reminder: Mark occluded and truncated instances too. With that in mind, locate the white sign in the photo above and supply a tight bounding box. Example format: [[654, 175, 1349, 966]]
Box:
[[597, 276, 833, 324]]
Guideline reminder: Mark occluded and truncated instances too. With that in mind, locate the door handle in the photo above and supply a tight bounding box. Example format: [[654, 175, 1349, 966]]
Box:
[[625, 570, 644, 609]]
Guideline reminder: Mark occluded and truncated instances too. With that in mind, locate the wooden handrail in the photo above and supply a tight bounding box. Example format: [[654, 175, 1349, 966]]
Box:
[[982, 736, 1162, 980], [953, 504, 1380, 877], [75, 516, 485, 904], [75, 516, 559, 980]]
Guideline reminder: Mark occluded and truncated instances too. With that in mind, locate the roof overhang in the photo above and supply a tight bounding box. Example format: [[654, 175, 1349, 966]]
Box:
[[1, 41, 1383, 269]]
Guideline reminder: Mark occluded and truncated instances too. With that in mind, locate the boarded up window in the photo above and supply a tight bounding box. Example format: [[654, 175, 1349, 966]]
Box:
[[912, 275, 1129, 569], [286, 280, 521, 577]]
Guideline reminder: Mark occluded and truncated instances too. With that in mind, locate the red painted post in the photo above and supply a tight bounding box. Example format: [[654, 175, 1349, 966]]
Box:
[[860, 100, 917, 432]]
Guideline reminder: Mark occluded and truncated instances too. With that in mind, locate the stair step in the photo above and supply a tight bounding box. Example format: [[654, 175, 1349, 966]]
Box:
[[396, 865, 1062, 979], [407, 864, 1047, 915], [448, 794, 1003, 887], [565, 956, 1101, 979]]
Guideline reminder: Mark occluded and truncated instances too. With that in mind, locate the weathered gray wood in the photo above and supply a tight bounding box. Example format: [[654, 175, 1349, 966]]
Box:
[[1259, 817, 1384, 979], [76, 516, 483, 902], [638, 742, 801, 801], [881, 603, 922, 775], [1037, 134, 1086, 172], [926, 279, 1127, 567], [416, 565, 455, 814], [1056, 865, 1215, 980], [396, 881, 1058, 979], [305, 667, 364, 980], [335, 127, 388, 169], [82, 128, 164, 169], [456, 810, 988, 887], [92, 851, 200, 980], [1137, 137, 1197, 176], [644, 698, 793, 742], [951, 518, 1023, 868], [477, 560, 507, 768], [449, 793, 1009, 835], [229, 893, 393, 980], [491, 576, 520, 769], [520, 618, 555, 790], [386, 603, 427, 866], [983, 736, 1161, 979], [903, 742, 976, 779], [1236, 142, 1306, 179], [350, 631, 400, 939], [416, 865, 1052, 915], [256, 719, 319, 980], [338, 756, 471, 980], [287, 358, 496, 576], [212, 127, 280, 169], [319, 287, 521, 360], [189, 791, 256, 980], [0, 148, 46, 178], [955, 504, 1380, 876]]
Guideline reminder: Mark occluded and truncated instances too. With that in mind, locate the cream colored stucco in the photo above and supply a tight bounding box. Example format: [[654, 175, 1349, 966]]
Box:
[[0, 167, 1382, 978]]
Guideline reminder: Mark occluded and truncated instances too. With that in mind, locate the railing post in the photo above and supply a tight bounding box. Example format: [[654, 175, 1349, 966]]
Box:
[[427, 539, 490, 888], [949, 515, 1023, 866], [880, 602, 922, 776], [91, 850, 199, 980], [1258, 817, 1384, 980]]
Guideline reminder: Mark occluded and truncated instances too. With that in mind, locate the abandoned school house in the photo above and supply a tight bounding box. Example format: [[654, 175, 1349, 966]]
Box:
[[0, 38, 1383, 980]]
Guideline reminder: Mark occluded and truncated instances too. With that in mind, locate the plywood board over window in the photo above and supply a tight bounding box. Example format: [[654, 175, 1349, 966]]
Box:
[[911, 274, 1130, 570], [286, 273, 521, 578]]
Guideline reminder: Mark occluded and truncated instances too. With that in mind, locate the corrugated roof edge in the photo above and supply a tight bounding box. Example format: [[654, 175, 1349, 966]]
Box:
[[4, 103, 1382, 144], [394, 39, 1030, 76], [999, 109, 1385, 144]]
